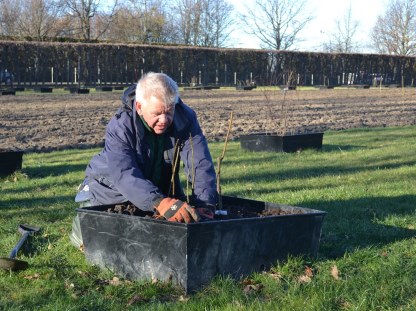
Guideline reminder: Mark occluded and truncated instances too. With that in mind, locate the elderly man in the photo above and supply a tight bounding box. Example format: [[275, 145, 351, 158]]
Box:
[[71, 72, 218, 246]]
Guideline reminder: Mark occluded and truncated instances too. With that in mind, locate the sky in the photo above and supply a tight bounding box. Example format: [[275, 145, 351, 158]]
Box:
[[226, 0, 387, 53]]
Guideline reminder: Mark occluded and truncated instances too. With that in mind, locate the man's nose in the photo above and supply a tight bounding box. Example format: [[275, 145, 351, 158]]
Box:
[[159, 114, 168, 123]]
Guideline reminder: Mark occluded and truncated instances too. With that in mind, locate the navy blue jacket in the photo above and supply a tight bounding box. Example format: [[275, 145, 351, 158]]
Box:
[[85, 85, 218, 211]]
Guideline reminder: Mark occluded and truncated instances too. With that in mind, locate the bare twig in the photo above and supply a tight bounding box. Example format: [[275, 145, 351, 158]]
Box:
[[168, 139, 181, 197], [262, 70, 296, 136], [216, 112, 233, 210], [278, 71, 296, 136], [186, 133, 195, 203]]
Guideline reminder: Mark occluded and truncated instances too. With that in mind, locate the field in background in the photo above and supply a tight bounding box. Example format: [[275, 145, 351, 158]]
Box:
[[0, 87, 415, 152]]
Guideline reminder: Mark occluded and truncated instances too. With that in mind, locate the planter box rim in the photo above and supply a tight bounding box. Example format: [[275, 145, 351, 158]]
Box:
[[240, 132, 324, 137]]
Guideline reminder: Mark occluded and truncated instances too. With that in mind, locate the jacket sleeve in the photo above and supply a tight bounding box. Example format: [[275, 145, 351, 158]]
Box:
[[103, 117, 164, 211], [180, 110, 218, 207]]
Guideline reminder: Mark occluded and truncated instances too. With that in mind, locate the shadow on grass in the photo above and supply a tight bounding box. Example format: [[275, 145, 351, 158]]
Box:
[[301, 194, 416, 259], [22, 163, 87, 178], [322, 144, 366, 152], [0, 189, 78, 224], [223, 159, 416, 186]]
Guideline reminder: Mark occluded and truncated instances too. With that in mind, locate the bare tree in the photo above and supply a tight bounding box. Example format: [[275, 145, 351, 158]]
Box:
[[16, 0, 62, 40], [322, 4, 360, 53], [240, 0, 313, 50], [174, 0, 202, 45], [199, 0, 234, 47], [0, 0, 21, 36], [105, 0, 175, 43], [59, 0, 119, 41], [371, 0, 416, 55], [173, 0, 234, 47]]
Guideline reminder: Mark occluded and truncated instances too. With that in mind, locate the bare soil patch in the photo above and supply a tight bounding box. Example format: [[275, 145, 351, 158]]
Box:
[[0, 87, 415, 152]]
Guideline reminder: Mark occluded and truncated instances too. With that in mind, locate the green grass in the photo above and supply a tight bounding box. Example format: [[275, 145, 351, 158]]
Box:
[[1, 126, 416, 310]]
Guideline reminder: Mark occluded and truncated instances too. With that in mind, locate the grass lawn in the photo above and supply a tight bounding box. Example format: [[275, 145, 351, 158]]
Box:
[[1, 125, 416, 310]]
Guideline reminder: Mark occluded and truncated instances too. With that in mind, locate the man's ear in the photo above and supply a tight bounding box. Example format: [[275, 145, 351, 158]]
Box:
[[135, 101, 142, 115]]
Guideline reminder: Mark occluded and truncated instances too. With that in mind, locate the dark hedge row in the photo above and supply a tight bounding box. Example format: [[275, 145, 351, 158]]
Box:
[[1, 41, 416, 87]]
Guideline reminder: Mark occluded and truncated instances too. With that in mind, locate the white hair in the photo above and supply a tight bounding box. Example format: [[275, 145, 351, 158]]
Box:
[[135, 72, 179, 107]]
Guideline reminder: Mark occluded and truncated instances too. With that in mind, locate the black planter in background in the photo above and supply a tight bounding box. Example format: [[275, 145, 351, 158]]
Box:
[[240, 132, 324, 153], [0, 151, 24, 176]]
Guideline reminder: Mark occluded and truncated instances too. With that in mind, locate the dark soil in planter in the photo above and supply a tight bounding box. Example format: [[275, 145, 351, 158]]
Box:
[[106, 201, 305, 220]]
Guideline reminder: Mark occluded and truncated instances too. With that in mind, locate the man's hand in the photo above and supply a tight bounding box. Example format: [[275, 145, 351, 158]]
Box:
[[195, 208, 214, 220], [195, 202, 216, 220], [154, 198, 200, 223]]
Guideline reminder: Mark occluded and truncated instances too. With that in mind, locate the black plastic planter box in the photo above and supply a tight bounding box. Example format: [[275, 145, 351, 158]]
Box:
[[34, 87, 53, 93], [236, 86, 254, 90], [0, 151, 23, 176], [77, 196, 326, 293], [95, 86, 113, 92], [1, 90, 15, 95], [69, 87, 90, 94], [240, 132, 324, 153]]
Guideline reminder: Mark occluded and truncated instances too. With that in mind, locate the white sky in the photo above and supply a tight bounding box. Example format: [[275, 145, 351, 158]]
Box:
[[226, 0, 387, 52]]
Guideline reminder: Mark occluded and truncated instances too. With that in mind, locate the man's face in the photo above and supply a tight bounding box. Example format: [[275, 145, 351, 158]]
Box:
[[136, 95, 175, 134]]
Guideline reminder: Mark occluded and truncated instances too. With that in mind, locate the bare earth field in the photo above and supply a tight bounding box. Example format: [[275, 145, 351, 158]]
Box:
[[0, 87, 415, 152]]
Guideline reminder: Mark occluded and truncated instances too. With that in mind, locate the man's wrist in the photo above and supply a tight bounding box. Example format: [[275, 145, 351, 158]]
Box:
[[152, 196, 165, 209]]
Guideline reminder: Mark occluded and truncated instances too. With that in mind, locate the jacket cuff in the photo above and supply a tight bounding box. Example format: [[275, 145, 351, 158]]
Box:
[[152, 196, 165, 209]]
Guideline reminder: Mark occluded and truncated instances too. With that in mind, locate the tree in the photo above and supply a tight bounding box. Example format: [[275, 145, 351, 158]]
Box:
[[105, 0, 175, 43], [371, 0, 416, 55], [173, 0, 234, 47], [174, 0, 203, 45], [322, 4, 360, 53], [16, 0, 63, 40], [0, 0, 22, 36], [199, 0, 234, 47], [58, 0, 119, 41], [240, 0, 313, 50]]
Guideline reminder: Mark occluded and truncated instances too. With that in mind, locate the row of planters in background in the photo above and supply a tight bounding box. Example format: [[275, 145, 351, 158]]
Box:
[[0, 67, 412, 90], [0, 85, 127, 95], [2, 41, 416, 88]]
